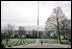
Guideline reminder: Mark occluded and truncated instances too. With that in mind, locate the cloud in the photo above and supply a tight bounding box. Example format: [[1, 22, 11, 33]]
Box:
[[1, 1, 71, 27]]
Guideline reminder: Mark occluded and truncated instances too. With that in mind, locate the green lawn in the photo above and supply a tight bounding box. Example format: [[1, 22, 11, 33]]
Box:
[[39, 39, 69, 44], [2, 39, 69, 48], [39, 39, 59, 43], [2, 39, 36, 47]]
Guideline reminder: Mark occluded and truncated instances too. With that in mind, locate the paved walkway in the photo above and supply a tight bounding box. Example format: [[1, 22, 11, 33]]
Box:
[[35, 39, 40, 44], [6, 43, 71, 48]]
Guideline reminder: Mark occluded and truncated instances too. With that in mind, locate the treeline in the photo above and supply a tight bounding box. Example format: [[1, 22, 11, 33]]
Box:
[[1, 25, 44, 40]]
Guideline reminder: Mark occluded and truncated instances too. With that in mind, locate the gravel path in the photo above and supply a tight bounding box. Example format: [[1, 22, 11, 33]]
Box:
[[6, 43, 71, 48]]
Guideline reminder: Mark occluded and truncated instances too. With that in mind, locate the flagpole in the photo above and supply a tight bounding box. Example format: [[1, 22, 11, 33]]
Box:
[[37, 1, 39, 38], [35, 1, 39, 44]]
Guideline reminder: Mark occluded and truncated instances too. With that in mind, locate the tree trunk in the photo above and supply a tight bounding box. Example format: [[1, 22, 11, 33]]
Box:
[[56, 15, 61, 44], [58, 33, 61, 44], [6, 39, 8, 46]]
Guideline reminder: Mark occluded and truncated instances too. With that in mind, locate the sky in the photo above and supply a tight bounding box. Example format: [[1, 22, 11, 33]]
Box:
[[1, 1, 71, 28]]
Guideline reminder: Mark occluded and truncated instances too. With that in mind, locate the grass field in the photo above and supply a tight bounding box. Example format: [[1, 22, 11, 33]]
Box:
[[39, 39, 59, 44], [2, 39, 36, 47], [2, 39, 69, 48], [39, 39, 69, 44]]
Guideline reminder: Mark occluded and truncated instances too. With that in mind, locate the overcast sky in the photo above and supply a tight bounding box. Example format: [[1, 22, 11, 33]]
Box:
[[1, 1, 71, 27]]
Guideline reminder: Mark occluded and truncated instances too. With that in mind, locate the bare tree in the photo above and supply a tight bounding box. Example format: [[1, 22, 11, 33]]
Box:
[[18, 26, 25, 39], [32, 30, 37, 38], [45, 7, 67, 44], [3, 24, 15, 46], [60, 18, 71, 40]]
